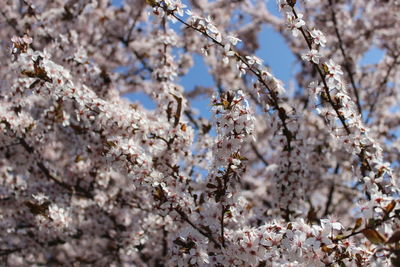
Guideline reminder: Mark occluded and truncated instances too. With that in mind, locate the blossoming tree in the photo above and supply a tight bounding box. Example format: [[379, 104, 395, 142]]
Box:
[[1, 0, 400, 266]]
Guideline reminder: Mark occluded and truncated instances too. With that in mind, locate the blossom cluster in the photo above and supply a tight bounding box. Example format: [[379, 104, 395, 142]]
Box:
[[0, 0, 399, 266]]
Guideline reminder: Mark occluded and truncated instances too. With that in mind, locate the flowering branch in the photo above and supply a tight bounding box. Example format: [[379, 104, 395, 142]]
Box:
[[327, 0, 362, 117]]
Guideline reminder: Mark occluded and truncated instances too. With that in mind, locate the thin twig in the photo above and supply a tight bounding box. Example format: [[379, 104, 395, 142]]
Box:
[[291, 8, 375, 177], [251, 142, 269, 166], [169, 12, 295, 152], [328, 0, 362, 117], [323, 164, 339, 216], [174, 207, 222, 248], [365, 54, 400, 123]]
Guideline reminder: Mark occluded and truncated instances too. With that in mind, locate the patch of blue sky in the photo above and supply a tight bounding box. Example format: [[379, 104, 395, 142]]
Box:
[[113, 64, 157, 109], [266, 0, 281, 16], [111, 0, 123, 7], [179, 54, 214, 118], [255, 25, 297, 86], [360, 46, 384, 66], [112, 0, 382, 122], [125, 92, 157, 109], [111, 0, 295, 109]]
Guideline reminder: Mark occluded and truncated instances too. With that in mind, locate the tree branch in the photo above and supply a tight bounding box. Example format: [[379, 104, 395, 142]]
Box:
[[328, 0, 362, 118]]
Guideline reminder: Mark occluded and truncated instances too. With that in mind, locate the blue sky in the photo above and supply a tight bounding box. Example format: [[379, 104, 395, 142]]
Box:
[[112, 0, 297, 116], [112, 0, 383, 118]]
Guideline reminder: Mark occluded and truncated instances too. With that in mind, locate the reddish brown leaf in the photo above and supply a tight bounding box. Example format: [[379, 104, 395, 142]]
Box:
[[362, 229, 386, 244], [384, 200, 396, 215], [387, 230, 400, 243], [353, 218, 363, 232]]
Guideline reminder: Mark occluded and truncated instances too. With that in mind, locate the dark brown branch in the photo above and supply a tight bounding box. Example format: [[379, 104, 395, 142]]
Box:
[[365, 54, 400, 123], [251, 142, 269, 166], [220, 205, 226, 247], [323, 164, 339, 216], [328, 0, 362, 117], [174, 207, 222, 249], [169, 12, 295, 153], [0, 10, 22, 35], [332, 216, 393, 243], [291, 8, 376, 178], [184, 110, 199, 129], [19, 137, 93, 198], [124, 10, 142, 44], [0, 248, 22, 256]]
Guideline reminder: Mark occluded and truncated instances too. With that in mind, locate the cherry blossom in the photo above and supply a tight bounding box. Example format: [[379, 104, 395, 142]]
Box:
[[302, 49, 321, 64], [0, 0, 399, 266]]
